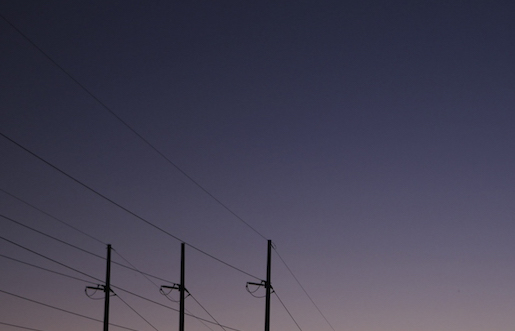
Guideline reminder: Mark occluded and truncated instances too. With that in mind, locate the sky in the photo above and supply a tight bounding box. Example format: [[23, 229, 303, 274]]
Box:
[[1, 1, 515, 331]]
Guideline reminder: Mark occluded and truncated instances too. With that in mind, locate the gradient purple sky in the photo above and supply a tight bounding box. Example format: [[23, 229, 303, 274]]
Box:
[[1, 1, 515, 331]]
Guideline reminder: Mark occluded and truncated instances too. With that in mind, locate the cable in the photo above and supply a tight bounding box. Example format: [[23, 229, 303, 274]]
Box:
[[0, 213, 105, 260], [112, 286, 244, 331], [273, 290, 303, 331], [0, 13, 268, 242], [0, 235, 103, 282], [112, 249, 164, 288], [0, 321, 46, 331], [0, 253, 96, 285], [273, 248, 337, 331], [0, 187, 106, 245], [0, 251, 244, 331], [115, 292, 160, 331], [0, 289, 141, 331], [189, 293, 228, 331], [0, 131, 261, 281], [0, 212, 173, 283]]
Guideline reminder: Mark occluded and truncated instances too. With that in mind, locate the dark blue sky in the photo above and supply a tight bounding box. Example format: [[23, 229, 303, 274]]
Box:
[[1, 1, 515, 331]]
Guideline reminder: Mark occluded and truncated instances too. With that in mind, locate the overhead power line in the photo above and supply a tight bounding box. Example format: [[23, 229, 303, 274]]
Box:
[[0, 13, 268, 242], [0, 289, 140, 331], [0, 235, 103, 282], [1, 249, 245, 331], [1, 212, 174, 283], [273, 248, 336, 331], [0, 253, 96, 285], [273, 290, 303, 331], [0, 187, 106, 245], [0, 131, 260, 281], [1, 213, 104, 260], [0, 321, 46, 331], [115, 293, 160, 331]]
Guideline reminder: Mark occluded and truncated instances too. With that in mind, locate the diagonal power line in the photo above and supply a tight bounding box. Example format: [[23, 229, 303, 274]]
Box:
[[0, 13, 268, 242], [0, 131, 260, 281]]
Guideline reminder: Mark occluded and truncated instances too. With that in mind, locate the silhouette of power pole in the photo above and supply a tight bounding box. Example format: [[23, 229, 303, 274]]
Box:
[[85, 244, 112, 331], [246, 240, 273, 331], [160, 242, 187, 331]]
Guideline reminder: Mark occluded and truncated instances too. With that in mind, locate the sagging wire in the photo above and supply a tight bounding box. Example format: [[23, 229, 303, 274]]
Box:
[[245, 280, 274, 299], [159, 284, 190, 303]]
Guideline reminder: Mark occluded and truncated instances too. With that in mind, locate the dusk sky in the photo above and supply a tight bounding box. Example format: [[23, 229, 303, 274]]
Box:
[[1, 1, 515, 331]]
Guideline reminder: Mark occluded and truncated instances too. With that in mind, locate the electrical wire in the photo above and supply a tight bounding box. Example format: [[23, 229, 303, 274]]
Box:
[[189, 293, 228, 331], [114, 291, 160, 331], [0, 321, 46, 331], [112, 249, 166, 288], [0, 235, 103, 282], [0, 253, 96, 285], [273, 248, 337, 331], [0, 131, 261, 281], [0, 12, 268, 242], [0, 187, 106, 245], [273, 290, 304, 331], [0, 212, 173, 283], [1, 249, 244, 331], [115, 250, 225, 331], [112, 286, 245, 331], [0, 289, 141, 331], [0, 213, 104, 260]]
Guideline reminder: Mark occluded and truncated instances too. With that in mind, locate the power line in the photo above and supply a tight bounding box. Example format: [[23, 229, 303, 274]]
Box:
[[0, 321, 46, 331], [273, 290, 303, 331], [0, 289, 141, 331], [1, 250, 244, 331], [1, 212, 174, 283], [1, 213, 104, 260], [0, 131, 261, 281], [115, 250, 225, 331], [189, 293, 228, 331], [0, 253, 96, 285], [0, 235, 103, 282], [0, 187, 106, 245], [0, 12, 268, 242], [112, 286, 245, 331], [273, 248, 337, 331], [115, 292, 160, 331]]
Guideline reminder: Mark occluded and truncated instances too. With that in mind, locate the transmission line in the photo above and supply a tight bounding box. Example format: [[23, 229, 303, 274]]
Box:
[[1, 249, 243, 331], [1, 213, 105, 259], [0, 131, 260, 281], [115, 292, 160, 331], [0, 321, 46, 331], [273, 290, 303, 331], [189, 293, 228, 331], [0, 187, 106, 245], [1, 212, 173, 283], [0, 289, 140, 331], [0, 253, 95, 284], [273, 248, 336, 331], [0, 235, 102, 282], [0, 13, 268, 242]]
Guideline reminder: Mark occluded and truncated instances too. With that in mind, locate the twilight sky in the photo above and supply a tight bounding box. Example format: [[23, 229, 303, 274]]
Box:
[[1, 1, 515, 331]]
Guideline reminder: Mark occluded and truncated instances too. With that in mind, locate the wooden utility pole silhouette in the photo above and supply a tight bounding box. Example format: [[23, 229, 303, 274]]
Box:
[[103, 244, 112, 331], [179, 242, 185, 331], [86, 244, 112, 331], [264, 239, 272, 331], [247, 240, 273, 331], [160, 242, 187, 331]]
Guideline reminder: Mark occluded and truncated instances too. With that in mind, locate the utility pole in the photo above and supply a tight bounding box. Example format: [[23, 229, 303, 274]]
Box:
[[179, 242, 185, 331], [104, 244, 112, 331], [160, 243, 187, 331], [85, 244, 112, 331], [246, 240, 273, 331], [264, 239, 272, 331]]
